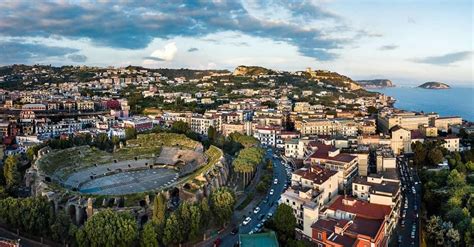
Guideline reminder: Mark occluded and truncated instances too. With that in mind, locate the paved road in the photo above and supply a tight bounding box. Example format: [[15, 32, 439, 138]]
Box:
[[215, 148, 289, 247], [393, 156, 421, 247]]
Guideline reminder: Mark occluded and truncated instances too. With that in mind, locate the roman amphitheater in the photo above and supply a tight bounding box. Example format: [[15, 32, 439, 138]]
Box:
[[29, 133, 228, 197]]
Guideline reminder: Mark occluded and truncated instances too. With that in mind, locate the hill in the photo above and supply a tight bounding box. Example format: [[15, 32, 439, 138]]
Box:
[[232, 65, 275, 76], [356, 79, 395, 88], [418, 81, 450, 89]]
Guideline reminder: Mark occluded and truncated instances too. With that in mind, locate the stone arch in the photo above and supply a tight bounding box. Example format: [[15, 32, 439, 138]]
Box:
[[68, 205, 76, 224]]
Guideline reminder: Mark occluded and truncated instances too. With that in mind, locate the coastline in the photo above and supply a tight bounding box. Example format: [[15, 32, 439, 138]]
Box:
[[369, 86, 474, 122]]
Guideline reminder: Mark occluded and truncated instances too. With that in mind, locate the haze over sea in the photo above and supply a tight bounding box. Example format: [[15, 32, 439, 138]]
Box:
[[370, 86, 474, 121]]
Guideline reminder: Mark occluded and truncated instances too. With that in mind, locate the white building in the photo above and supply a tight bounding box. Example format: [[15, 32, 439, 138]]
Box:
[[280, 165, 341, 237]]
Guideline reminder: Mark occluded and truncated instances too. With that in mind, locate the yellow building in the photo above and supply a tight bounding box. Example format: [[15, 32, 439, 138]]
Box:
[[390, 126, 412, 154]]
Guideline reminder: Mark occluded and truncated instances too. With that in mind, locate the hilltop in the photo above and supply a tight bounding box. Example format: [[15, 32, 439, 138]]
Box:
[[418, 81, 450, 89], [232, 65, 275, 76], [356, 79, 395, 88]]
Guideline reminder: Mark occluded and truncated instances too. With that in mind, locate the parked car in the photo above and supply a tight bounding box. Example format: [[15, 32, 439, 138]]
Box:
[[243, 217, 252, 225], [253, 207, 261, 214]]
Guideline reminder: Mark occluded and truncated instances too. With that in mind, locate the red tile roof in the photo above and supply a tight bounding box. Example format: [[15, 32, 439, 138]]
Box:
[[294, 165, 338, 185], [348, 216, 384, 239], [327, 196, 392, 220], [308, 142, 356, 163]]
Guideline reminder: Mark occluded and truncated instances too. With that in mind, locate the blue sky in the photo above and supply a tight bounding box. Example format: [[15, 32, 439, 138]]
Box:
[[0, 0, 472, 85]]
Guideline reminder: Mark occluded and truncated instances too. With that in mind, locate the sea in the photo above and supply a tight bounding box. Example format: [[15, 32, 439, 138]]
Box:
[[369, 86, 474, 122]]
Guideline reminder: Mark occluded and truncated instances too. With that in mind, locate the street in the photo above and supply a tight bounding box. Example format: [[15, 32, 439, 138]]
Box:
[[393, 156, 421, 247], [217, 148, 289, 247]]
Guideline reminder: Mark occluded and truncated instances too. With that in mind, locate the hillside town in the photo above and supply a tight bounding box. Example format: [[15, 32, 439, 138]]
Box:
[[0, 64, 472, 247]]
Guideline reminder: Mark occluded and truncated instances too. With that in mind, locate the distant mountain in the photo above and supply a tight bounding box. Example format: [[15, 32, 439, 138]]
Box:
[[418, 81, 450, 89], [356, 79, 395, 88], [232, 65, 275, 76]]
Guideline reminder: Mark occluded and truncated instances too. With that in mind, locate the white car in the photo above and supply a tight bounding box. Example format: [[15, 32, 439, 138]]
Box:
[[274, 179, 278, 184], [253, 207, 261, 214], [269, 189, 274, 195], [243, 217, 252, 225]]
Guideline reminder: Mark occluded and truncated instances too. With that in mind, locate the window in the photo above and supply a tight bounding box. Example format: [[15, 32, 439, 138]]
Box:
[[318, 233, 322, 240], [354, 184, 358, 190]]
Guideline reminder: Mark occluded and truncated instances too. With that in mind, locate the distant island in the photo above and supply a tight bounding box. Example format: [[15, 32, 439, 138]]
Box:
[[356, 79, 395, 88], [418, 81, 450, 89]]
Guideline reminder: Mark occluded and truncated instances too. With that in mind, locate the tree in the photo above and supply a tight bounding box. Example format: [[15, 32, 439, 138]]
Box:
[[412, 142, 427, 167], [207, 126, 218, 142], [210, 187, 235, 226], [426, 216, 442, 244], [428, 148, 444, 166], [171, 121, 190, 134], [447, 169, 466, 188], [273, 204, 297, 242], [162, 213, 184, 246], [140, 221, 158, 247], [152, 193, 166, 225], [199, 199, 211, 228], [367, 106, 377, 115], [51, 210, 75, 244], [466, 161, 474, 172], [125, 127, 137, 140], [189, 204, 202, 240], [76, 209, 137, 247], [3, 155, 20, 192]]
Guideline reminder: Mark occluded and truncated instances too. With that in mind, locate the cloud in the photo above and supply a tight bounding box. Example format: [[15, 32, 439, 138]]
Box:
[[67, 54, 87, 62], [149, 43, 178, 61], [0, 41, 79, 64], [0, 1, 373, 61], [379, 45, 398, 51], [143, 56, 164, 62], [412, 51, 472, 65], [188, 47, 198, 52]]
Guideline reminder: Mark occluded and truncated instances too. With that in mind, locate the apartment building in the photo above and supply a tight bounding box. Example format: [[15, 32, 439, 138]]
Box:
[[375, 149, 396, 172], [431, 116, 462, 132], [190, 114, 221, 135], [37, 119, 84, 138], [352, 175, 400, 208], [280, 165, 340, 237], [378, 112, 429, 133], [253, 126, 281, 147], [311, 196, 392, 247], [123, 117, 153, 132], [305, 142, 358, 190], [222, 122, 245, 136], [76, 101, 95, 111], [440, 136, 460, 152], [295, 119, 335, 136]]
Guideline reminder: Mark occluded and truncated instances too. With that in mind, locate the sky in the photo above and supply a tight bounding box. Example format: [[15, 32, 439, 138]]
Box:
[[0, 0, 472, 86]]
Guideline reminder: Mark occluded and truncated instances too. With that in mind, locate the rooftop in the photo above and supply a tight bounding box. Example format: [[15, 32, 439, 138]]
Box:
[[327, 196, 392, 220], [294, 165, 338, 185], [353, 176, 400, 196], [308, 142, 356, 163]]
